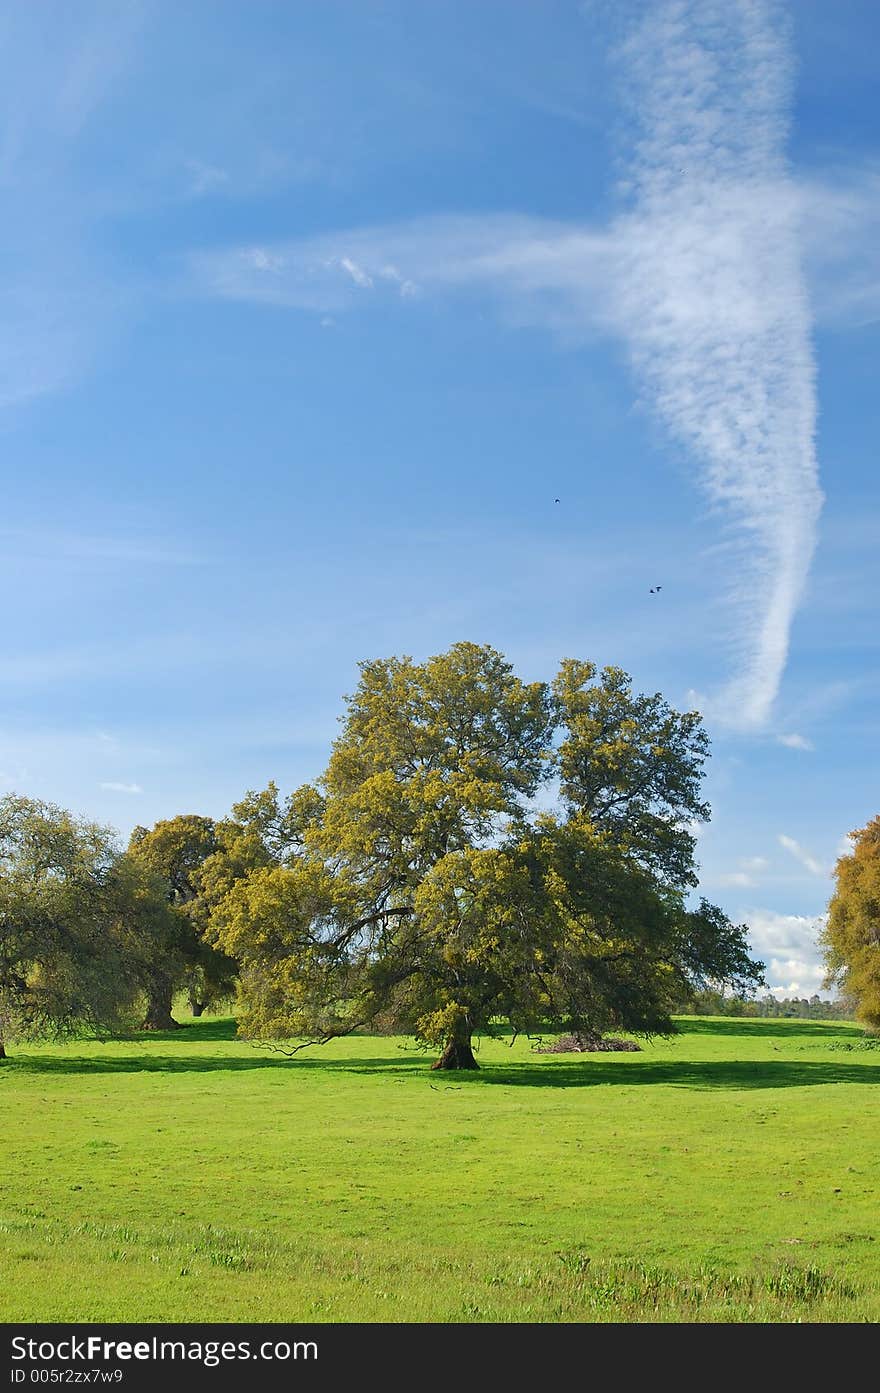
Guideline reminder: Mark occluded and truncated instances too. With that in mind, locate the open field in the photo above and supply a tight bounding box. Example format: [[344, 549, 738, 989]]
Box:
[[3, 1016, 879, 1322]]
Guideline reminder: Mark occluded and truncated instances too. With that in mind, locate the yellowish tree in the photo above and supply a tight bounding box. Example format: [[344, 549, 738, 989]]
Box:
[[822, 817, 880, 1031]]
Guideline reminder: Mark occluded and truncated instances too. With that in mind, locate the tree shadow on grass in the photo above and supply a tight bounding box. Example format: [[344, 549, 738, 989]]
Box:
[[5, 1051, 422, 1077], [463, 1058, 880, 1090], [137, 1018, 240, 1043], [672, 1017, 861, 1041], [7, 1048, 879, 1090]]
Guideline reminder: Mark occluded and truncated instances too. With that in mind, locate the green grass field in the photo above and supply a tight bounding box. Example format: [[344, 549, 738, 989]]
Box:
[[3, 1015, 879, 1322]]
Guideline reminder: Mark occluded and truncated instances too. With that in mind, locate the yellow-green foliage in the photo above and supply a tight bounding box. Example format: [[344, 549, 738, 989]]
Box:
[[207, 643, 762, 1062], [0, 794, 169, 1049], [823, 816, 880, 1031]]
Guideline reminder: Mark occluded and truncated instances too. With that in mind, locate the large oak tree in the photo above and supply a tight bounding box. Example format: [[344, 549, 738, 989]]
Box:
[[210, 643, 763, 1067]]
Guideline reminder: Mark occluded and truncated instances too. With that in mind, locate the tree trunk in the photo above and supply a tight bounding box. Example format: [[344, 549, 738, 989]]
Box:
[[0, 1039, 6, 1061], [189, 997, 206, 1018], [431, 1017, 479, 1070], [142, 981, 180, 1031]]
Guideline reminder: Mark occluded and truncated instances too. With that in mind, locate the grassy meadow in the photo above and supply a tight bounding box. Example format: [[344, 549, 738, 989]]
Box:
[[3, 1014, 879, 1322]]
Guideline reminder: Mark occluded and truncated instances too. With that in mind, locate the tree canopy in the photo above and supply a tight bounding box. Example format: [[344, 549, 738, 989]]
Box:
[[209, 642, 764, 1067], [822, 816, 880, 1031], [0, 794, 172, 1057]]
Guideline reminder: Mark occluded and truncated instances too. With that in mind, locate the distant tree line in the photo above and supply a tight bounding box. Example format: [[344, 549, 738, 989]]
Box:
[[675, 990, 852, 1020], [2, 642, 874, 1064]]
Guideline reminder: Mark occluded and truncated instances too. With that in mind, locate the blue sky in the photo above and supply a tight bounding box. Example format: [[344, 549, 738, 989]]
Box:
[[2, 0, 878, 997]]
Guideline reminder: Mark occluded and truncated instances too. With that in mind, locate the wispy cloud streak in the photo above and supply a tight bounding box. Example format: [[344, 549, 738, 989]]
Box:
[[609, 0, 822, 728], [778, 833, 824, 876], [777, 732, 813, 751], [192, 2, 831, 732]]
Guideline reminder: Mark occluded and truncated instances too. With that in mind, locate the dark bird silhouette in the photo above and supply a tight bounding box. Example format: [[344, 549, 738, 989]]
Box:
[[554, 497, 560, 503], [650, 586, 663, 593]]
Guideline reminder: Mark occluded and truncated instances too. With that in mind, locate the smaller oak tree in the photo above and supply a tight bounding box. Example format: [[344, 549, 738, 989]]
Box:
[[0, 795, 172, 1057], [128, 816, 237, 1026]]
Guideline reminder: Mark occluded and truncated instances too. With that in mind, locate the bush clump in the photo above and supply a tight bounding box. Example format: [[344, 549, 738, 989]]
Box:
[[533, 1033, 642, 1054]]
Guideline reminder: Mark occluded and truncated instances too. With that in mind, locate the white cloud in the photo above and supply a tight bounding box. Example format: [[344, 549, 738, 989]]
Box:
[[778, 834, 825, 876], [607, 1, 822, 734], [193, 213, 611, 322], [744, 909, 829, 997], [742, 856, 769, 872], [800, 164, 880, 327], [338, 256, 373, 289], [193, 7, 845, 736], [100, 781, 143, 795], [777, 732, 813, 751], [764, 964, 827, 999], [243, 247, 285, 273], [716, 855, 769, 889], [378, 263, 420, 298], [193, 163, 880, 331], [717, 871, 755, 888]]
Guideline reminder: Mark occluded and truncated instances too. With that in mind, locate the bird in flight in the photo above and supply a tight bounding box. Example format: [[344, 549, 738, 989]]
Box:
[[554, 497, 560, 503], [649, 585, 663, 593]]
